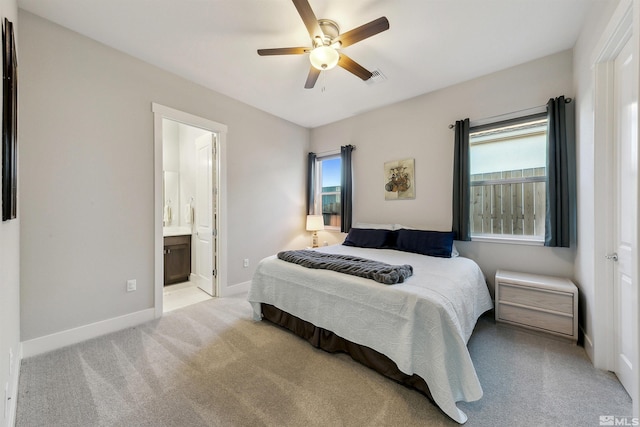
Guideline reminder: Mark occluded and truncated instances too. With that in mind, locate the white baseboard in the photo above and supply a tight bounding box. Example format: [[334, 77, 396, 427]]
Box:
[[5, 343, 22, 427], [221, 280, 250, 297], [582, 326, 594, 363], [21, 308, 155, 358]]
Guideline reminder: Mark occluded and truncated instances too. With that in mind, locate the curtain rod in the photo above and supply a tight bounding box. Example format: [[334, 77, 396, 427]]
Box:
[[313, 145, 356, 156], [447, 98, 572, 129]]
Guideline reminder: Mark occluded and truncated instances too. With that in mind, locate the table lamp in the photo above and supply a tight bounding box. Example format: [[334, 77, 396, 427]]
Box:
[[306, 215, 325, 248]]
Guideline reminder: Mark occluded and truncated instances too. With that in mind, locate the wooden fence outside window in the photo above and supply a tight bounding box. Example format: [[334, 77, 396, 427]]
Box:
[[470, 167, 546, 237]]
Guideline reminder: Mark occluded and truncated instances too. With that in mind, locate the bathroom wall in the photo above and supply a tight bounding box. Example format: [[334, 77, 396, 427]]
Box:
[[162, 120, 210, 231], [162, 120, 180, 228], [178, 123, 208, 229]]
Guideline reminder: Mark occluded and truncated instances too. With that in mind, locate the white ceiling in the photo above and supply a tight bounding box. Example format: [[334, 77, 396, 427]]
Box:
[[18, 0, 596, 128]]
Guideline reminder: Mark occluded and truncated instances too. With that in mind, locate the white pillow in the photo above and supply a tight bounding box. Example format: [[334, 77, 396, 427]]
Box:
[[451, 243, 459, 257], [354, 222, 395, 230], [392, 224, 414, 230]]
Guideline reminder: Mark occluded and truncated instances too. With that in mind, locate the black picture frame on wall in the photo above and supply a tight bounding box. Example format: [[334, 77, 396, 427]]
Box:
[[2, 17, 17, 221]]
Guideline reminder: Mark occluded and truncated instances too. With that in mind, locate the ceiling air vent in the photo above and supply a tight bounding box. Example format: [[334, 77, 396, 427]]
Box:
[[365, 69, 387, 85]]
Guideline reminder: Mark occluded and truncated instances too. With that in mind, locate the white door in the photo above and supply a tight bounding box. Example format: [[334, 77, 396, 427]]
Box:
[[612, 35, 637, 400], [195, 133, 217, 296]]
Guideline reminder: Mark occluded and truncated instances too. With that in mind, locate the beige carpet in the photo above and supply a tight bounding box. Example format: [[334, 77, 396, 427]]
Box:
[[16, 296, 631, 426]]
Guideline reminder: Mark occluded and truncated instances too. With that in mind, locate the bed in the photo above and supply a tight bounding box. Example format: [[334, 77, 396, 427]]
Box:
[[247, 228, 493, 423]]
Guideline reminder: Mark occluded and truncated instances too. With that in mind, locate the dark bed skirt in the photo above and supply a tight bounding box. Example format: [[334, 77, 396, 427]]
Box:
[[261, 303, 434, 403]]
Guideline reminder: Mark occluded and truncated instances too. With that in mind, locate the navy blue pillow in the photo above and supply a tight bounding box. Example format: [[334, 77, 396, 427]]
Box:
[[395, 229, 454, 258], [343, 228, 395, 249]]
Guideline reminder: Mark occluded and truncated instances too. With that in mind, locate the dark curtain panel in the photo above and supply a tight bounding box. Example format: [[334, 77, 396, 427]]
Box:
[[545, 96, 576, 248], [340, 145, 354, 232], [306, 152, 316, 215], [452, 119, 471, 241]]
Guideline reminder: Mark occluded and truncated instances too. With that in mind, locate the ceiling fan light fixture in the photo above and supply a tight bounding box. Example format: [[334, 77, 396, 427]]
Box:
[[309, 45, 339, 70], [256, 1, 389, 89]]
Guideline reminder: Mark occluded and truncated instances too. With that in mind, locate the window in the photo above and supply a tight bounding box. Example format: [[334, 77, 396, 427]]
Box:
[[469, 114, 548, 243], [315, 155, 341, 229]]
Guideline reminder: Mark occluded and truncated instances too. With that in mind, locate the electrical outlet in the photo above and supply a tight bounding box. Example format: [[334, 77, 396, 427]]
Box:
[[243, 259, 249, 268], [126, 279, 137, 292]]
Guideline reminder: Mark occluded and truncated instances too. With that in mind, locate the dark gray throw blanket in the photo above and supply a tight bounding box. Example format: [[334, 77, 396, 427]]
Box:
[[277, 250, 413, 285]]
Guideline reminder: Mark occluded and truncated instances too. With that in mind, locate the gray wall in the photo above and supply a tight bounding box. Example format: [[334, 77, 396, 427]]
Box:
[[18, 10, 309, 341], [310, 50, 576, 295], [0, 1, 19, 424]]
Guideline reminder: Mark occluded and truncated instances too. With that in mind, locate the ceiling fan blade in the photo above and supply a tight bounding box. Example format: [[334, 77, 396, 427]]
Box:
[[292, 0, 324, 42], [333, 17, 389, 48], [338, 54, 373, 81], [257, 47, 310, 56], [304, 67, 321, 89]]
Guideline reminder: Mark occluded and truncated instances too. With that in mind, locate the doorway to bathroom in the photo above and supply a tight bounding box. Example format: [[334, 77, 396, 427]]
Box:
[[152, 103, 228, 317]]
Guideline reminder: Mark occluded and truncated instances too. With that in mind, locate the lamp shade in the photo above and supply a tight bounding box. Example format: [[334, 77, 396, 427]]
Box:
[[306, 215, 325, 231], [309, 46, 339, 70]]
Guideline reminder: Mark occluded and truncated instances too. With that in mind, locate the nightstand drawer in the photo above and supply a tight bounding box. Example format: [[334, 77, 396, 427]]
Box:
[[495, 269, 578, 341], [499, 304, 574, 336], [499, 283, 573, 314]]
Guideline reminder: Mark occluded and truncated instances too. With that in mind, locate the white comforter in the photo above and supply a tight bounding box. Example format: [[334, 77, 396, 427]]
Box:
[[248, 245, 493, 423]]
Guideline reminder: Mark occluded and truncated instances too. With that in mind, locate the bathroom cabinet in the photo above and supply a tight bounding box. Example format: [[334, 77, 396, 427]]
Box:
[[163, 235, 191, 285]]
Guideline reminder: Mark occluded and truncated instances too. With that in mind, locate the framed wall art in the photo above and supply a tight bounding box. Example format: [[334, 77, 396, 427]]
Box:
[[2, 18, 17, 221], [384, 158, 415, 200]]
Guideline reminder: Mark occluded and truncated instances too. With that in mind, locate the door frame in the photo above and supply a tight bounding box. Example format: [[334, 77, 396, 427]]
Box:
[[152, 103, 228, 318], [592, 0, 639, 413]]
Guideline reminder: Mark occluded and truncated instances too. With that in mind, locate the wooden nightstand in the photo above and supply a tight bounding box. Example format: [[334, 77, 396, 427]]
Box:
[[495, 269, 578, 342]]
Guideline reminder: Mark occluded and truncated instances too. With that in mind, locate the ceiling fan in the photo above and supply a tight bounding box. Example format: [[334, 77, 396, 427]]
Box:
[[257, 0, 389, 89]]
